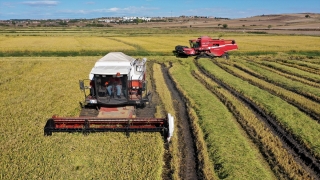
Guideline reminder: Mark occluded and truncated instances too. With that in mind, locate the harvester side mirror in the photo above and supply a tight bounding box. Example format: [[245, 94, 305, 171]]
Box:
[[142, 81, 146, 91]]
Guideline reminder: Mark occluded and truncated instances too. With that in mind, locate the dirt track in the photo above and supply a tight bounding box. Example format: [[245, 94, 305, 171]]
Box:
[[162, 64, 199, 180], [135, 62, 199, 179]]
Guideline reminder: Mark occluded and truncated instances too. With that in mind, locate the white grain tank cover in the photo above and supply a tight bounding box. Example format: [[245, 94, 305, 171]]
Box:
[[89, 52, 136, 80]]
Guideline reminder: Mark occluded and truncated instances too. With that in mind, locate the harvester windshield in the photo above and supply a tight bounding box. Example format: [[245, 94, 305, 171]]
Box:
[[190, 40, 199, 48]]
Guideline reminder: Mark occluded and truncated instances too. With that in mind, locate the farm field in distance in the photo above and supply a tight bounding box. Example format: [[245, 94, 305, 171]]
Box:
[[1, 24, 320, 179]]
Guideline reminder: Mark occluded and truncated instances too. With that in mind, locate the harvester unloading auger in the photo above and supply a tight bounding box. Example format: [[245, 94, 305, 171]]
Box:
[[44, 52, 174, 142]]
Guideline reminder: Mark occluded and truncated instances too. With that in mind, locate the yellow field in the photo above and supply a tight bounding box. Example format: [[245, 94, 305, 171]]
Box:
[[1, 34, 319, 54], [0, 57, 164, 179], [1, 29, 320, 179], [0, 36, 135, 52], [234, 35, 320, 52]]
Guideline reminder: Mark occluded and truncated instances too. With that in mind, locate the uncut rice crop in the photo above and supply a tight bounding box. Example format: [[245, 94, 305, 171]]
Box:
[[0, 57, 164, 179], [0, 36, 135, 52], [235, 35, 320, 52], [110, 36, 191, 53]]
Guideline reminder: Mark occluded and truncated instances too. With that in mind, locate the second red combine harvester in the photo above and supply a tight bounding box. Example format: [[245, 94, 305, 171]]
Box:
[[44, 52, 174, 142], [175, 36, 238, 59]]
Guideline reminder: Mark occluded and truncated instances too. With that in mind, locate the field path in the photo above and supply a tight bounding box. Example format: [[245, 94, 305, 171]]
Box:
[[162, 64, 198, 180]]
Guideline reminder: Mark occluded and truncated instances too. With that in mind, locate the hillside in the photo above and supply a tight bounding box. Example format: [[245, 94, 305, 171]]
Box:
[[118, 13, 320, 35]]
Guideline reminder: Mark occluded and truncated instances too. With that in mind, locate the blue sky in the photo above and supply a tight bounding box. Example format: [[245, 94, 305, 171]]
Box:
[[0, 0, 319, 20]]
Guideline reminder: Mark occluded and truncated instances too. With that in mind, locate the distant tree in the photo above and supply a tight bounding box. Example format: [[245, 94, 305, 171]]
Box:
[[268, 25, 272, 29], [242, 25, 245, 27], [222, 24, 228, 28], [305, 14, 310, 18], [58, 21, 68, 26], [133, 18, 143, 24]]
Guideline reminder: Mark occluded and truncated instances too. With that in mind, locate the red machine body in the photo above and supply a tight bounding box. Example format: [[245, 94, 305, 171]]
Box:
[[175, 36, 238, 59]]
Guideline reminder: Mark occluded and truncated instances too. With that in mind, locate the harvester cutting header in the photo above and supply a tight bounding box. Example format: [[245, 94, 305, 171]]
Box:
[[175, 36, 238, 59], [44, 52, 174, 142]]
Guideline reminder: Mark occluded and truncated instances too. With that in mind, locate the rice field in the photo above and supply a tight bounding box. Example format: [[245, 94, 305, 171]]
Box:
[[0, 57, 164, 179], [1, 27, 320, 179]]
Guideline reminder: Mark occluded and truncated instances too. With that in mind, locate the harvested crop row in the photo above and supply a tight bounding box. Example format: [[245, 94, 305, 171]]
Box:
[[169, 60, 274, 180], [0, 57, 164, 179], [259, 61, 320, 83], [278, 59, 320, 70], [235, 61, 320, 102], [192, 65, 312, 179], [197, 58, 320, 160], [244, 60, 320, 89], [277, 61, 320, 75], [215, 60, 320, 120], [152, 63, 180, 179]]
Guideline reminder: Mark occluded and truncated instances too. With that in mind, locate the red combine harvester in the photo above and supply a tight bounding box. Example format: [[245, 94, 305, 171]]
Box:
[[175, 36, 238, 59], [44, 52, 174, 142]]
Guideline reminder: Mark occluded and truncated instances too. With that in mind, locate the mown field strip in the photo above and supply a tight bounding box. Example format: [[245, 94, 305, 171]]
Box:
[[238, 61, 320, 102], [0, 57, 164, 179], [192, 66, 311, 179], [259, 61, 320, 83], [198, 59, 320, 159], [152, 63, 180, 179], [169, 61, 274, 180], [277, 61, 320, 75], [216, 60, 320, 120], [274, 59, 320, 71]]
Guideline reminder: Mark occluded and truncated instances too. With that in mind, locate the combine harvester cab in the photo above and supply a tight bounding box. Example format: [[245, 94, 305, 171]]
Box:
[[44, 52, 174, 142], [175, 36, 238, 59]]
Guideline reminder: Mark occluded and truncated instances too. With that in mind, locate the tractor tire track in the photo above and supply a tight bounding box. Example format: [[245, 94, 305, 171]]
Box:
[[194, 59, 320, 179], [135, 62, 172, 180], [161, 64, 199, 180]]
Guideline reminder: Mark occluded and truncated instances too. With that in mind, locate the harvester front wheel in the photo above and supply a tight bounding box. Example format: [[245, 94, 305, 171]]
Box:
[[221, 53, 229, 59], [44, 119, 55, 136]]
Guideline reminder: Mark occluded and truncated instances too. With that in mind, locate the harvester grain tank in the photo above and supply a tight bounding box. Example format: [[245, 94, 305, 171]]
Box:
[[175, 36, 238, 59], [44, 52, 174, 142]]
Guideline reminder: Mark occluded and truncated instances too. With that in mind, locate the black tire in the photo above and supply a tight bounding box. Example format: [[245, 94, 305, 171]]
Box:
[[175, 45, 188, 52], [221, 53, 229, 60], [44, 119, 54, 136]]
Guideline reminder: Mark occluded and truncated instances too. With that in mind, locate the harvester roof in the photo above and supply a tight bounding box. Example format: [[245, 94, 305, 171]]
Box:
[[89, 52, 135, 79]]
